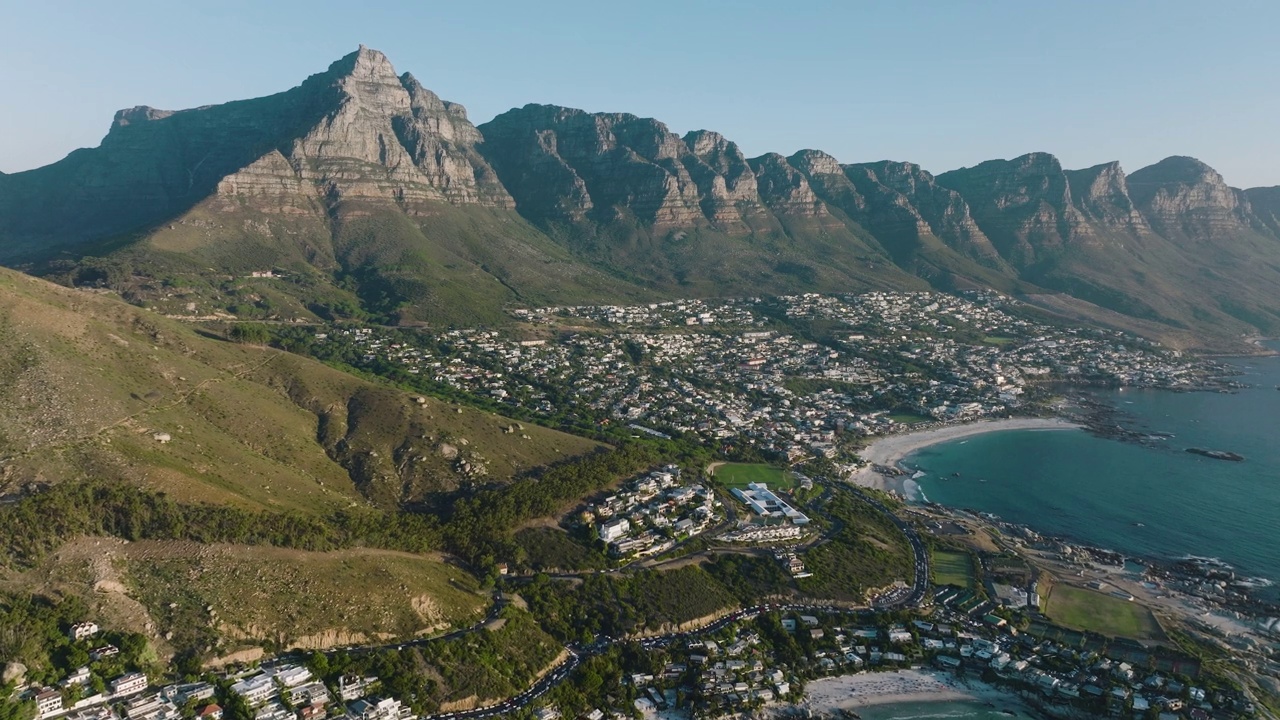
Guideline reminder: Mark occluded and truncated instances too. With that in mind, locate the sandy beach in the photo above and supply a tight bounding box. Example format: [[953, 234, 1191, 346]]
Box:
[[849, 418, 1081, 497], [782, 668, 1034, 714]]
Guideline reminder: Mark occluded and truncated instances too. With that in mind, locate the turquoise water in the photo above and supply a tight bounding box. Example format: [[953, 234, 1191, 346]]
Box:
[[907, 352, 1280, 586], [857, 701, 1026, 719]]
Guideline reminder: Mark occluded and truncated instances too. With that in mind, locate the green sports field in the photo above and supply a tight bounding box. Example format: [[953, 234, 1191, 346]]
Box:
[[932, 550, 976, 589], [713, 463, 794, 490], [1045, 584, 1165, 641]]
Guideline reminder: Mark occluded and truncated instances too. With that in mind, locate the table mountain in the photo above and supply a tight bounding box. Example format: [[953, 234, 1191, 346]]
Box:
[[3, 47, 1280, 344]]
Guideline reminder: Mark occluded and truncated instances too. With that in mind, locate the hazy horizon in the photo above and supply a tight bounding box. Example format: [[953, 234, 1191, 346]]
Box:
[[4, 0, 1279, 187]]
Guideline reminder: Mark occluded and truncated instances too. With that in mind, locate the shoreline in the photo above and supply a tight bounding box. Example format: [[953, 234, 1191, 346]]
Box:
[[848, 417, 1082, 497], [777, 668, 1040, 716]]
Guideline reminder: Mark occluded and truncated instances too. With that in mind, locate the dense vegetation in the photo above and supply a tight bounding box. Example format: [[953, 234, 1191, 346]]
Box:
[[443, 444, 660, 570], [0, 592, 154, 711], [0, 443, 659, 575], [304, 607, 562, 714], [0, 483, 442, 569], [512, 528, 608, 573], [795, 486, 914, 601], [517, 566, 740, 644], [701, 555, 797, 605]]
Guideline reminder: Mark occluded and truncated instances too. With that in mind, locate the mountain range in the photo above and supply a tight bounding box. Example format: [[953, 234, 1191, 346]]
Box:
[[3, 46, 1280, 348]]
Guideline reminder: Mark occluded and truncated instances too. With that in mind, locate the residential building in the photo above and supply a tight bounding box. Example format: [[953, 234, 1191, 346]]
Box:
[[229, 675, 276, 707], [598, 518, 631, 543], [111, 673, 148, 698], [36, 689, 63, 718], [69, 623, 100, 642]]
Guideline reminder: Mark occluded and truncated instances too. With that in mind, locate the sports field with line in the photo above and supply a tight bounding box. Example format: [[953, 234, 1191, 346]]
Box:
[[713, 463, 794, 490], [932, 550, 976, 589], [1045, 584, 1165, 642]]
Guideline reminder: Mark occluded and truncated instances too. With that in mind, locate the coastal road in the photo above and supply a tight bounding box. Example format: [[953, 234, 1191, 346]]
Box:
[[843, 484, 930, 609]]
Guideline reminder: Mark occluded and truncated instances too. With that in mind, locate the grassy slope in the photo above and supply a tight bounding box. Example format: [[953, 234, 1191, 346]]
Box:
[[124, 542, 485, 652], [0, 267, 601, 511], [106, 200, 653, 327], [2, 537, 488, 661]]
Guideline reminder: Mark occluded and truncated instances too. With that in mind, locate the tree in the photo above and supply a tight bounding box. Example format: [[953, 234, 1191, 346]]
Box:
[[228, 324, 270, 344]]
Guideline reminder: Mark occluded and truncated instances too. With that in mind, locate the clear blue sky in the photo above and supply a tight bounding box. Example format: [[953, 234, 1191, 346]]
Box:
[[3, 0, 1280, 187]]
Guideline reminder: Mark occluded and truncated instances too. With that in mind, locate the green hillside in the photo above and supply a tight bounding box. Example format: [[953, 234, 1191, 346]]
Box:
[[0, 267, 601, 511]]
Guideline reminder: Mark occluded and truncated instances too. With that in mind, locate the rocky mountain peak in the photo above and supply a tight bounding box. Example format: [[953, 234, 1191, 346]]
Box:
[[845, 160, 1006, 270], [330, 45, 400, 83], [852, 160, 944, 199], [1127, 156, 1249, 241], [787, 149, 845, 177], [683, 130, 733, 158], [1013, 151, 1064, 171], [678, 130, 763, 228], [936, 152, 1086, 268], [1061, 161, 1149, 233], [112, 106, 175, 128], [748, 153, 828, 217], [479, 104, 706, 225], [1130, 155, 1224, 187]]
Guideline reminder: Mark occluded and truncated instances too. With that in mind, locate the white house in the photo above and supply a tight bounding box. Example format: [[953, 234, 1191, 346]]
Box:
[[599, 518, 631, 543], [111, 673, 148, 698], [36, 689, 63, 718], [69, 622, 100, 641], [229, 675, 276, 707]]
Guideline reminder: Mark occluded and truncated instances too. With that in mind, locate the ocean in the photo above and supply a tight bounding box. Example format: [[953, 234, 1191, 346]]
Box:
[[905, 351, 1280, 587]]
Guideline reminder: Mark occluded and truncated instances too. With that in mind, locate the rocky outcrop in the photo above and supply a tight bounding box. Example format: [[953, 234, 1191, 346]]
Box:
[[1244, 186, 1280, 238], [789, 150, 868, 218], [1127, 156, 1257, 242], [936, 153, 1091, 268], [681, 130, 769, 229], [747, 153, 829, 218], [1062, 161, 1149, 235], [269, 46, 513, 208], [480, 105, 711, 227], [850, 161, 1007, 269], [0, 46, 512, 256]]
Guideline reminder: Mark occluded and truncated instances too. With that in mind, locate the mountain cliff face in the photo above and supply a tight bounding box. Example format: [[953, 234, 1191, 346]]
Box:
[[1062, 161, 1150, 235], [1244, 186, 1280, 238], [681, 130, 769, 228], [478, 105, 705, 226], [935, 153, 1098, 269], [1126, 156, 1258, 242], [0, 47, 515, 261], [2, 47, 1280, 343], [841, 160, 1009, 273], [201, 47, 514, 211]]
